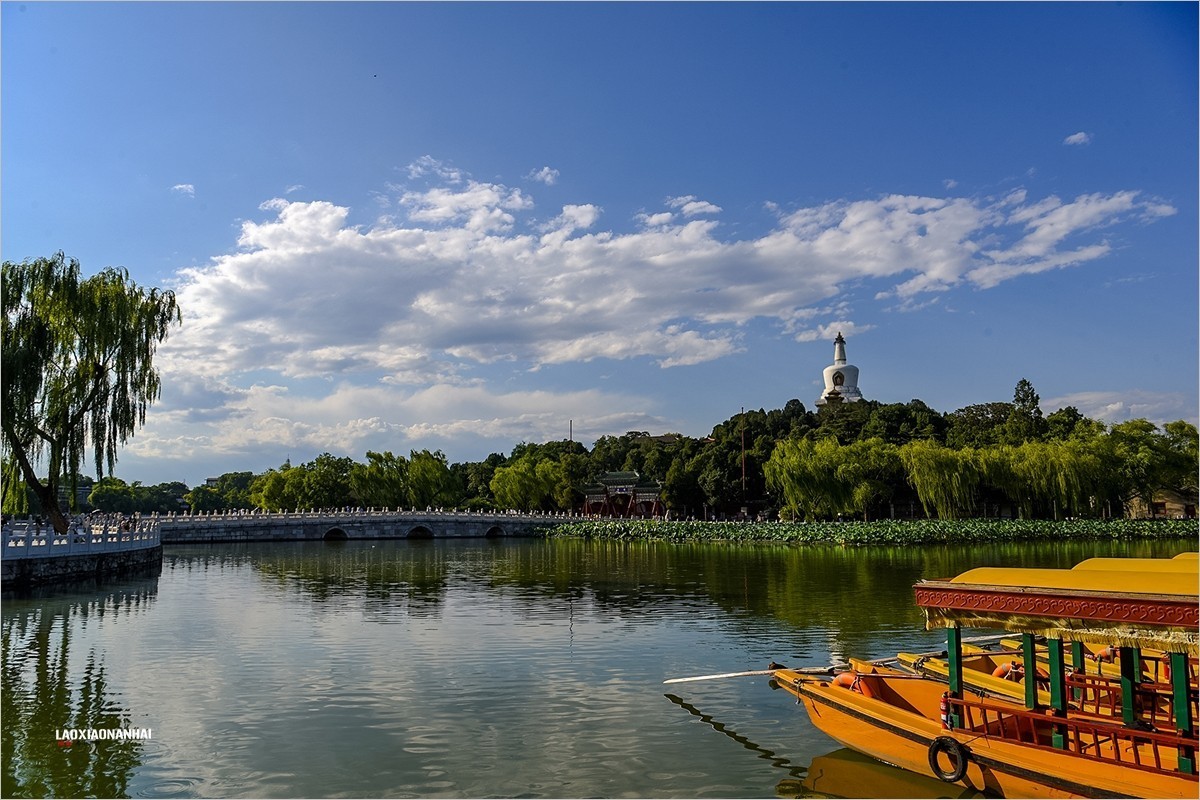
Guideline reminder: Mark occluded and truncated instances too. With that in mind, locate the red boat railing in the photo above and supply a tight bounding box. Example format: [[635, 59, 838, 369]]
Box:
[[1065, 672, 1199, 730], [950, 694, 1199, 778]]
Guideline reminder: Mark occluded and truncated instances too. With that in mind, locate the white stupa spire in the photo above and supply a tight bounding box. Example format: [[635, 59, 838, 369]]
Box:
[[833, 333, 847, 365]]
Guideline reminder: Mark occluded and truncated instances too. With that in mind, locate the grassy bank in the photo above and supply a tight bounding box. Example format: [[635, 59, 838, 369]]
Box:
[[536, 518, 1199, 546]]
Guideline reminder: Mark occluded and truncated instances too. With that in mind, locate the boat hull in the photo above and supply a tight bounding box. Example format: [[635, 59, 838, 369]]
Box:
[[773, 668, 1197, 799]]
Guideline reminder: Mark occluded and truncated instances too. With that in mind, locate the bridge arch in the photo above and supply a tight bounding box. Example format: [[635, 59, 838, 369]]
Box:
[[406, 525, 434, 539], [323, 528, 348, 541], [484, 525, 505, 538]]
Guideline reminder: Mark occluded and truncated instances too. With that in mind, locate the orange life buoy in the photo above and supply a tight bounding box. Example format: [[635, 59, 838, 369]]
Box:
[[833, 672, 857, 689], [831, 671, 877, 698], [992, 662, 1021, 681]]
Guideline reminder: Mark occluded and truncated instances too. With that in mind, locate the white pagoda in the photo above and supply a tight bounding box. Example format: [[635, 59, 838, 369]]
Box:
[[815, 332, 863, 406]]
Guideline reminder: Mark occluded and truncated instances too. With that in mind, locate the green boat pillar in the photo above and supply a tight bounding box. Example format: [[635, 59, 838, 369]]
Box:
[[946, 624, 964, 728], [1170, 651, 1195, 775], [1118, 646, 1139, 726], [1070, 640, 1086, 701], [1047, 638, 1068, 749], [1021, 633, 1039, 710]]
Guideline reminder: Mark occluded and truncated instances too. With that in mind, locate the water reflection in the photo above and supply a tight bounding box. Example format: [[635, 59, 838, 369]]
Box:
[[2, 577, 158, 798], [664, 693, 807, 782], [224, 536, 1194, 658], [782, 748, 985, 799], [4, 537, 1187, 799]]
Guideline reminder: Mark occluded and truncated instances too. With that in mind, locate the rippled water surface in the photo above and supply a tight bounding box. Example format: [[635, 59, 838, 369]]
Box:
[[3, 536, 1192, 798]]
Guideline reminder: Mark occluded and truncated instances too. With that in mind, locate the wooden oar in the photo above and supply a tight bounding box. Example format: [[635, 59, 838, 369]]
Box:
[[663, 669, 778, 684], [664, 634, 1009, 685]]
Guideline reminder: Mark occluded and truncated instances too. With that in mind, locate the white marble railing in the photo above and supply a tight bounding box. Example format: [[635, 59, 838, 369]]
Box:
[[157, 508, 583, 524], [1, 519, 161, 561]]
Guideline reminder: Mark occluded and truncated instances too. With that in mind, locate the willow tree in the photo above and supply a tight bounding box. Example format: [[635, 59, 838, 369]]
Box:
[[490, 455, 563, 511], [2, 253, 180, 532], [840, 437, 902, 521], [348, 450, 410, 508], [764, 437, 855, 521], [898, 439, 979, 520]]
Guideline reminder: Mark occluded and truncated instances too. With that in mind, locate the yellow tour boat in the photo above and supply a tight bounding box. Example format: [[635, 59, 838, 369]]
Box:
[[769, 555, 1199, 798]]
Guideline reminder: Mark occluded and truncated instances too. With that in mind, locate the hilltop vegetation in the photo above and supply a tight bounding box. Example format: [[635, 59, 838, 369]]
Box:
[[17, 379, 1196, 524]]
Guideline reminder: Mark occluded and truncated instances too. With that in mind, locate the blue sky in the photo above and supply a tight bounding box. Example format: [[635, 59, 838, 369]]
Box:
[[3, 2, 1196, 487]]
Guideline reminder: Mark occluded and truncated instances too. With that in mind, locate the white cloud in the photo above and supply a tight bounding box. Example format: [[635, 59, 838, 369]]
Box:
[[793, 321, 875, 343], [171, 184, 195, 197], [1064, 131, 1092, 146], [406, 155, 466, 184], [667, 195, 722, 217], [153, 174, 1174, 466], [1043, 390, 1197, 426], [636, 211, 675, 227], [400, 181, 533, 232], [128, 378, 664, 470], [165, 183, 1171, 380], [968, 191, 1144, 288], [526, 166, 560, 185]]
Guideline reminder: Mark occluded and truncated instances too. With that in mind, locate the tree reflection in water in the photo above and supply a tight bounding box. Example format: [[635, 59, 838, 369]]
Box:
[[1, 582, 156, 798]]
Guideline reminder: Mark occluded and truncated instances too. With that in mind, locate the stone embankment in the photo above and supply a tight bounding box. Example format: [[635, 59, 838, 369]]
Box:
[[1, 516, 162, 589]]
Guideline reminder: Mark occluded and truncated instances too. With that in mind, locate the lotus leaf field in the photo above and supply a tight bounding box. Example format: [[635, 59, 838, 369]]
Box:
[[537, 518, 1199, 546]]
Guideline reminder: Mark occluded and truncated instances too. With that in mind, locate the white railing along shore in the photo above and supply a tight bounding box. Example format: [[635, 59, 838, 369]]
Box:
[[156, 508, 586, 523], [2, 516, 161, 561]]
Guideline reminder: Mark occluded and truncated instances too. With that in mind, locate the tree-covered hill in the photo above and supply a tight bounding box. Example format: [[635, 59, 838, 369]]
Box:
[[19, 379, 1192, 524]]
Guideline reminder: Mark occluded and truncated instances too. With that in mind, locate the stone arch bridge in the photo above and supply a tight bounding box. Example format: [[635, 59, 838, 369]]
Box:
[[157, 509, 572, 544]]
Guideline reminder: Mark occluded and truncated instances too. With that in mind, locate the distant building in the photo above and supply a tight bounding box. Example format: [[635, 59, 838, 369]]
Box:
[[581, 471, 664, 518], [815, 332, 864, 407], [1128, 490, 1197, 520]]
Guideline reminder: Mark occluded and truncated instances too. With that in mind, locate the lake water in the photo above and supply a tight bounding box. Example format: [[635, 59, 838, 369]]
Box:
[[3, 536, 1193, 799]]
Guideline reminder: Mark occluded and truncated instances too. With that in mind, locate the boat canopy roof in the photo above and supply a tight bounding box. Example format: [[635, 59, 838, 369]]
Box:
[[914, 559, 1199, 655], [1072, 556, 1199, 574]]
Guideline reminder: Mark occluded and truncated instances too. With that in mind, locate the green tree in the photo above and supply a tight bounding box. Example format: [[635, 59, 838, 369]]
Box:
[[663, 446, 706, 518], [1001, 378, 1046, 445], [184, 484, 225, 513], [407, 449, 454, 508], [2, 254, 180, 531], [1105, 419, 1192, 517], [251, 462, 308, 511], [814, 400, 876, 444], [993, 440, 1105, 519], [764, 437, 854, 521], [349, 450, 410, 508], [1045, 406, 1087, 440], [553, 451, 590, 511], [131, 480, 188, 513], [945, 402, 1013, 449], [860, 400, 947, 445], [302, 453, 356, 508], [490, 455, 548, 511], [840, 438, 903, 520], [898, 439, 979, 520], [459, 453, 506, 509], [1162, 420, 1199, 500], [88, 477, 136, 514], [203, 471, 254, 509]]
